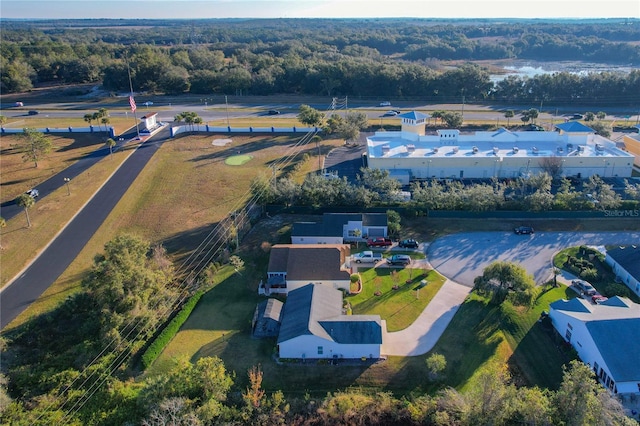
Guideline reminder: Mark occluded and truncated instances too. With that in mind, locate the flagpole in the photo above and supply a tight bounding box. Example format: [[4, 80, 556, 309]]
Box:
[[125, 54, 140, 139]]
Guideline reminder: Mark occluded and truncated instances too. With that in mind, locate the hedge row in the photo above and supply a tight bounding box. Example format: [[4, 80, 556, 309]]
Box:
[[141, 289, 205, 369]]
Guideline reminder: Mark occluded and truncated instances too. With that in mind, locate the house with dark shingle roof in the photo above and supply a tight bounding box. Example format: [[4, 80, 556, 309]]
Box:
[[549, 296, 640, 396], [277, 283, 383, 359], [264, 244, 352, 295], [603, 245, 640, 297], [291, 213, 388, 245]]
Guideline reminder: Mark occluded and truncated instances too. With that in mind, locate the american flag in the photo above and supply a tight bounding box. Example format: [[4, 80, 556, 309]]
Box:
[[129, 95, 137, 113]]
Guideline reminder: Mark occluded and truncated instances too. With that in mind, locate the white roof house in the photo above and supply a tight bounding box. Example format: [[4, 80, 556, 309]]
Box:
[[277, 283, 383, 360], [366, 112, 634, 180], [549, 296, 640, 395]]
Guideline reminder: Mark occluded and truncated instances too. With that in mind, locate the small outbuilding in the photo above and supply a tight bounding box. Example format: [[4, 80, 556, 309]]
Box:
[[252, 298, 284, 338]]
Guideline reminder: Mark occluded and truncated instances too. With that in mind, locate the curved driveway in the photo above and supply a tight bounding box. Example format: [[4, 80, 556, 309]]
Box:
[[382, 230, 640, 356]]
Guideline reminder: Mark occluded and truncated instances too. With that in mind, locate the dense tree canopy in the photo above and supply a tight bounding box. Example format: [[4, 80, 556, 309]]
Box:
[[1, 19, 638, 106]]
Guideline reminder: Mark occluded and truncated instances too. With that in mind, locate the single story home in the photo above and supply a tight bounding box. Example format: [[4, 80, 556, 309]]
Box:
[[602, 245, 640, 298], [549, 296, 640, 395], [262, 244, 352, 295], [291, 213, 388, 245], [277, 283, 383, 359]]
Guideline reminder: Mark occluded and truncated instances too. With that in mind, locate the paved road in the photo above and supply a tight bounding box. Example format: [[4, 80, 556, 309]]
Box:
[[0, 127, 140, 221], [0, 127, 170, 329], [428, 231, 640, 287]]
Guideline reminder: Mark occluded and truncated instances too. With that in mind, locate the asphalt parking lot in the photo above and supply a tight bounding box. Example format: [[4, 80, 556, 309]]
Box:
[[427, 231, 640, 287]]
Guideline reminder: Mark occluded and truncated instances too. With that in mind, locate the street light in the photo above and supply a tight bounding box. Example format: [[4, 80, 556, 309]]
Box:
[[64, 177, 71, 195]]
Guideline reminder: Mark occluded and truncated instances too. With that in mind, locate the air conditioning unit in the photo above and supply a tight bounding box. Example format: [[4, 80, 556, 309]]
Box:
[[406, 144, 415, 153], [595, 143, 604, 151], [452, 147, 459, 154], [532, 147, 539, 154], [381, 145, 390, 155], [513, 147, 519, 154], [557, 147, 564, 153], [432, 147, 439, 153], [472, 146, 479, 154], [493, 147, 499, 155]]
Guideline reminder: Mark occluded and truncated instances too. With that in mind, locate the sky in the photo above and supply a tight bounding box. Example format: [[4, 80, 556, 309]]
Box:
[[1, 0, 639, 20]]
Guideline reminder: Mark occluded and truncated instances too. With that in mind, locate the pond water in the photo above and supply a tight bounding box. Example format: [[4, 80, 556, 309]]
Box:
[[489, 60, 636, 83]]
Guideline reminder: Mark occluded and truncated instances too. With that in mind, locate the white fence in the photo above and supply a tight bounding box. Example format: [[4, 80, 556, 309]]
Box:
[[1, 126, 116, 138], [170, 125, 321, 137]]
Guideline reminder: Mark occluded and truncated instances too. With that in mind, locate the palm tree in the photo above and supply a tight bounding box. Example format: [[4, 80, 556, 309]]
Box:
[[83, 113, 94, 128], [504, 110, 514, 127], [0, 216, 6, 249], [16, 194, 35, 228], [106, 138, 116, 156], [101, 117, 110, 131]]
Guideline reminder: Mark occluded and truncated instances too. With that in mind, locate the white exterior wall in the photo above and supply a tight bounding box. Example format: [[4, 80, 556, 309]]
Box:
[[291, 236, 343, 244], [368, 153, 634, 180], [279, 335, 381, 359], [605, 255, 640, 298], [286, 279, 350, 293], [549, 308, 626, 393]]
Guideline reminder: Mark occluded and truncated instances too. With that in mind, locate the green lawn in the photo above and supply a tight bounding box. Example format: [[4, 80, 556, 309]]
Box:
[[349, 267, 445, 331]]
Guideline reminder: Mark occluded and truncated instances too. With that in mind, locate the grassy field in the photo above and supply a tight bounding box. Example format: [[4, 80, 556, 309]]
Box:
[[2, 133, 342, 329], [1, 115, 135, 136], [0, 135, 137, 289]]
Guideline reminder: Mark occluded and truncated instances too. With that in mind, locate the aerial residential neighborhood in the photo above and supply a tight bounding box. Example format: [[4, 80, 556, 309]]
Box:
[[1, 9, 640, 425]]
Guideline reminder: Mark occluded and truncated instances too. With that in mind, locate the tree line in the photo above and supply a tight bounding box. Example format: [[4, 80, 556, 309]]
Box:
[[1, 19, 639, 105], [1, 234, 635, 425], [254, 167, 640, 213]]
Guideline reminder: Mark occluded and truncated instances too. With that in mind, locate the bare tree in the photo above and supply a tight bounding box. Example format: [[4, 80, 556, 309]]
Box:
[[539, 156, 563, 179]]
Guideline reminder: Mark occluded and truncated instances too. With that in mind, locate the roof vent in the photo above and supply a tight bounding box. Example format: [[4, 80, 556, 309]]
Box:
[[493, 147, 499, 155], [472, 146, 479, 154], [513, 146, 519, 154], [381, 144, 390, 155], [578, 145, 585, 153], [452, 146, 459, 154], [432, 147, 439, 153], [532, 147, 539, 154], [557, 146, 564, 153], [595, 143, 604, 151], [406, 144, 415, 153]]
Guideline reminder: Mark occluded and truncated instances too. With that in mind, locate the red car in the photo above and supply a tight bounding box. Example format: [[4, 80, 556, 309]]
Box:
[[367, 237, 392, 247], [591, 294, 608, 304]]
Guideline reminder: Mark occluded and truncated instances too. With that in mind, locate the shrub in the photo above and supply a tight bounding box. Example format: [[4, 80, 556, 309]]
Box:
[[141, 289, 205, 369], [579, 268, 599, 281], [350, 274, 360, 283]]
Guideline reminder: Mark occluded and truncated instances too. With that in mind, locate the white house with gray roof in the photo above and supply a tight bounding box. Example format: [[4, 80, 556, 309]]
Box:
[[291, 213, 388, 245], [602, 245, 640, 298], [277, 284, 383, 359], [366, 112, 634, 181], [549, 296, 640, 395]]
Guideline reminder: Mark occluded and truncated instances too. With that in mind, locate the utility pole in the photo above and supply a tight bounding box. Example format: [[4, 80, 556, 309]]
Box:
[[225, 95, 230, 127]]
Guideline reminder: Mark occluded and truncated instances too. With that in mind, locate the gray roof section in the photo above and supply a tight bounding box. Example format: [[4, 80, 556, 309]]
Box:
[[319, 317, 383, 344], [607, 245, 640, 282], [292, 213, 387, 237], [550, 297, 592, 313], [278, 284, 382, 345], [278, 284, 342, 343], [586, 318, 640, 382]]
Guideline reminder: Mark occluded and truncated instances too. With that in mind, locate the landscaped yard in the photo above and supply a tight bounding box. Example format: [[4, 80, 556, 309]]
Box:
[[349, 267, 445, 331]]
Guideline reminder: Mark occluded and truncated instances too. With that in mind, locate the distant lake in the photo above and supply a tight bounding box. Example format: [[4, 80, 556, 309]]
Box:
[[489, 60, 636, 83]]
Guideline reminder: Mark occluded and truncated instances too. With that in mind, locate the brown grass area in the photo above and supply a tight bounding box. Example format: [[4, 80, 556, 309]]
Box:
[[0, 133, 110, 202], [0, 142, 137, 291], [3, 132, 330, 329]]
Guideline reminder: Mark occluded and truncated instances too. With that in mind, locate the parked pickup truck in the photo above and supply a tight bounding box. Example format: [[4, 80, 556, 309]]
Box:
[[352, 251, 383, 263], [367, 237, 393, 247]]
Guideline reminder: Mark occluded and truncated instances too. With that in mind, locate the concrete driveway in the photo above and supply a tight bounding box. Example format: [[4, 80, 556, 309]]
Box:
[[379, 230, 640, 357]]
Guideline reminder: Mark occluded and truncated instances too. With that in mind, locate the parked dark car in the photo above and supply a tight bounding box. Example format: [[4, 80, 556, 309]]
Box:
[[387, 254, 411, 266], [514, 226, 534, 235], [28, 110, 39, 115], [398, 239, 419, 248], [267, 110, 280, 115]]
